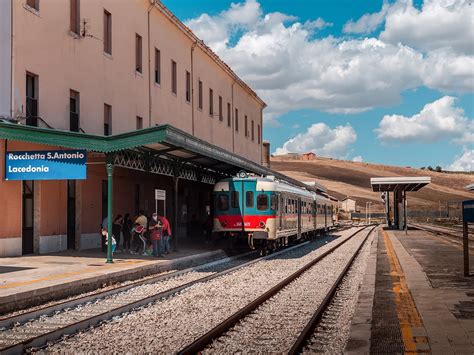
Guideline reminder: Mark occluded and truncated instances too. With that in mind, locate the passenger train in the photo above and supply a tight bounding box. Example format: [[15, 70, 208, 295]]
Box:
[[213, 175, 335, 252]]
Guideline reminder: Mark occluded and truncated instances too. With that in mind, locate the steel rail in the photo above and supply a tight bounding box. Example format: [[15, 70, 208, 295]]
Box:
[[177, 225, 370, 355], [288, 225, 377, 355], [0, 236, 321, 355], [0, 250, 257, 330]]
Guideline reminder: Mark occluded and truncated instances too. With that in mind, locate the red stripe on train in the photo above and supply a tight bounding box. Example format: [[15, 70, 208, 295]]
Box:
[[216, 215, 274, 229]]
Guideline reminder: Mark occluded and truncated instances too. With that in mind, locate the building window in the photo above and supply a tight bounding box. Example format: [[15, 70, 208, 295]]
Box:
[[26, 0, 39, 11], [258, 124, 261, 144], [235, 108, 239, 132], [198, 80, 203, 109], [244, 115, 248, 137], [251, 120, 255, 141], [26, 72, 38, 126], [155, 49, 161, 84], [227, 102, 231, 127], [104, 103, 112, 136], [136, 116, 143, 129], [69, 90, 80, 132], [185, 71, 191, 102], [103, 10, 112, 54], [135, 34, 142, 73], [70, 0, 80, 34], [219, 96, 223, 121], [209, 88, 213, 116], [171, 60, 177, 94]]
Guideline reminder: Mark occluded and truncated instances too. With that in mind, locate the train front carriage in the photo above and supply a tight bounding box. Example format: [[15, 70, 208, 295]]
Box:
[[213, 177, 278, 249]]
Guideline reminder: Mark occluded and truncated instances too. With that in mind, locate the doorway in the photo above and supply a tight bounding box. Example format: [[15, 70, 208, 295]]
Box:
[[22, 180, 34, 255], [67, 180, 76, 249]]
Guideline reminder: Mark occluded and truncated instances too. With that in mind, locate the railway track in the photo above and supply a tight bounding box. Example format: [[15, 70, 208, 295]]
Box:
[[411, 223, 474, 249], [0, 228, 351, 355], [178, 225, 377, 354]]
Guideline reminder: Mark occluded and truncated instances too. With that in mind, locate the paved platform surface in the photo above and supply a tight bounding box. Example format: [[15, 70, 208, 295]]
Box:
[[0, 242, 225, 314], [347, 227, 474, 354]]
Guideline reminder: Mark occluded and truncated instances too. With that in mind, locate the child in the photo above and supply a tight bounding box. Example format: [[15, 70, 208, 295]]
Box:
[[102, 228, 116, 254]]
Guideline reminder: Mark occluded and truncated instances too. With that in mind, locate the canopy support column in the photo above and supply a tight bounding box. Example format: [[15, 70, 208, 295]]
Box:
[[106, 153, 115, 264], [173, 163, 180, 252]]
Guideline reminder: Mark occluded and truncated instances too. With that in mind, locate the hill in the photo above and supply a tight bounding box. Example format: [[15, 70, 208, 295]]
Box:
[[270, 156, 473, 213]]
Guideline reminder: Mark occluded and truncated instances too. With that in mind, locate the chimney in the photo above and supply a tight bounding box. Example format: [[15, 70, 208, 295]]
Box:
[[262, 141, 270, 168]]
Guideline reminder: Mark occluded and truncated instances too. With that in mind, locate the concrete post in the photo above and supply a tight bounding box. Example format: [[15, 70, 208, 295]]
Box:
[[75, 180, 82, 250], [33, 181, 41, 254]]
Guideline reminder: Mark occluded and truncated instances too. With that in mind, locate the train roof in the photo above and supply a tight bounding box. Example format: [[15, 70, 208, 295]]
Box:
[[215, 176, 330, 200]]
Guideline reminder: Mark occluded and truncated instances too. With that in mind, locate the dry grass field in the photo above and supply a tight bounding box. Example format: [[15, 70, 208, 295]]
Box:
[[271, 156, 473, 212]]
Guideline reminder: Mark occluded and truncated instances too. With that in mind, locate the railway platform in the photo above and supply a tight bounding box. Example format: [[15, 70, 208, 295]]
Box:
[[0, 242, 225, 314], [347, 227, 474, 354]]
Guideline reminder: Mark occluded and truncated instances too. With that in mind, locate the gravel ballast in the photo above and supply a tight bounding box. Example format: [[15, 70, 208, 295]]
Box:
[[204, 228, 374, 353], [45, 228, 360, 353]]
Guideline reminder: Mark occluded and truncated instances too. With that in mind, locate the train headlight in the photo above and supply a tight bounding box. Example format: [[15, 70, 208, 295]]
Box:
[[259, 221, 266, 229], [220, 220, 228, 228]]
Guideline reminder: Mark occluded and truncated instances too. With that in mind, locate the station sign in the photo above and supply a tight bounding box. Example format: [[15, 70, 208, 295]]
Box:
[[5, 149, 87, 181], [155, 189, 166, 201], [463, 200, 474, 223]]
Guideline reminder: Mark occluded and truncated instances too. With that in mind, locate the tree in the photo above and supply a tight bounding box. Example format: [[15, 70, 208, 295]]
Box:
[[427, 166, 433, 171], [420, 167, 426, 170], [435, 166, 442, 172]]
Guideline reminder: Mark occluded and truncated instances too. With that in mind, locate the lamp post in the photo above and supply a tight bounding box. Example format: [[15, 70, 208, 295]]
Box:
[[368, 202, 372, 224]]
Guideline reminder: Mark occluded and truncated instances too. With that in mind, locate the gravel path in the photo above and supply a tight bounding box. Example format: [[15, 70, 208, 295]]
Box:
[[45, 228, 360, 353], [303, 230, 374, 353], [203, 228, 373, 353]]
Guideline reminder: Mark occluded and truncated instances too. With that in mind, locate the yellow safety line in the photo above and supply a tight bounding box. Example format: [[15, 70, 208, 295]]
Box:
[[0, 259, 143, 290], [383, 230, 430, 354]]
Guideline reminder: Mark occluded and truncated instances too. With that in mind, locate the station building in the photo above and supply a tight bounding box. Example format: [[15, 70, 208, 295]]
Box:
[[0, 0, 268, 256]]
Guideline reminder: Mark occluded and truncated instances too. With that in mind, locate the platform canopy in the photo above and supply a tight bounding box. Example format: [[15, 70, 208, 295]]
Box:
[[370, 176, 431, 192], [0, 119, 326, 193], [466, 183, 474, 191]]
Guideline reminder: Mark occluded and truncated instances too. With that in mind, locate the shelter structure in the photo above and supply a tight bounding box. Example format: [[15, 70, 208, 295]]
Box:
[[371, 176, 431, 230], [0, 120, 326, 261]]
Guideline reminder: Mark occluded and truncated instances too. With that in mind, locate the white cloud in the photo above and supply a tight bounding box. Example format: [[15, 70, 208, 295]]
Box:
[[380, 0, 474, 54], [343, 2, 390, 34], [274, 123, 357, 159], [185, 0, 473, 125], [447, 150, 474, 171], [352, 156, 364, 162], [375, 96, 473, 144]]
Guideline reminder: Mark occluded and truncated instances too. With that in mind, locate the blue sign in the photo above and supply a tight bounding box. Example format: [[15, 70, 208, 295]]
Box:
[[463, 200, 474, 223], [5, 150, 87, 181]]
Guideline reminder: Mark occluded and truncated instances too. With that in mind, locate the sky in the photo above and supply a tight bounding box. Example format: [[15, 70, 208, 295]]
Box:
[[163, 0, 474, 171]]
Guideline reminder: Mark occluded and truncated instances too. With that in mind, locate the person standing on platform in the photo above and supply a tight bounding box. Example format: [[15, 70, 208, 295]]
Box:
[[149, 213, 163, 257], [122, 213, 132, 253], [135, 210, 147, 229], [158, 215, 172, 254]]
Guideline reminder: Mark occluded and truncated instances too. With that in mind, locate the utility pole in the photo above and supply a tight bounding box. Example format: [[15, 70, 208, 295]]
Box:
[[368, 202, 372, 224]]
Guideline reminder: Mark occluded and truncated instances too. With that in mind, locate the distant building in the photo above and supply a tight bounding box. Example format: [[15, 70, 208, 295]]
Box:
[[302, 152, 316, 161], [341, 197, 356, 212], [277, 153, 300, 160]]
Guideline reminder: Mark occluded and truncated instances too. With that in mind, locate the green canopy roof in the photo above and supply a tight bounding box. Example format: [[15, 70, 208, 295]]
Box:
[[0, 120, 327, 193]]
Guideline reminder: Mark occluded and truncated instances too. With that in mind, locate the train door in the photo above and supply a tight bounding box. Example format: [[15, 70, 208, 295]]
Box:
[[324, 204, 327, 229], [297, 198, 301, 238], [279, 194, 283, 231]]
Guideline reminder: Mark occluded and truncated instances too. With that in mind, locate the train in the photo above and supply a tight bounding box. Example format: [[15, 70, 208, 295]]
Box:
[[213, 175, 335, 252]]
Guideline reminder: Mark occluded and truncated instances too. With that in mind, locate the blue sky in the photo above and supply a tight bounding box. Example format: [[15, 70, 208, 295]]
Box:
[[163, 0, 473, 171]]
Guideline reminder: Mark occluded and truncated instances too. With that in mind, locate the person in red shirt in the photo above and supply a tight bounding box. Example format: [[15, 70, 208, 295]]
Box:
[[149, 213, 163, 257], [158, 215, 172, 254]]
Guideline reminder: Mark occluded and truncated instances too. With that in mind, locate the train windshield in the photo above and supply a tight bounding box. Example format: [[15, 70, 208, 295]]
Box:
[[217, 194, 229, 211], [246, 191, 254, 208], [257, 194, 269, 211], [231, 191, 240, 208]]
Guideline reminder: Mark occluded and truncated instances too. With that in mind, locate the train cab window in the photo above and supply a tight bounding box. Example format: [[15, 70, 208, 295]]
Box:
[[217, 194, 229, 211], [257, 194, 269, 211], [270, 194, 277, 211], [231, 191, 239, 208], [246, 191, 254, 208]]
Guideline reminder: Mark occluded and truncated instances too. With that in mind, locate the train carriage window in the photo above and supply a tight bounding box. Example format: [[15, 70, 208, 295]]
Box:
[[257, 194, 269, 211], [270, 194, 277, 211], [231, 191, 239, 208], [217, 194, 229, 211], [245, 191, 254, 208]]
